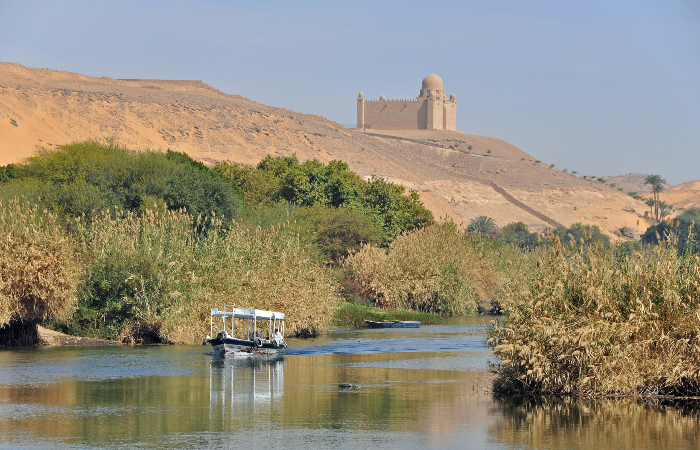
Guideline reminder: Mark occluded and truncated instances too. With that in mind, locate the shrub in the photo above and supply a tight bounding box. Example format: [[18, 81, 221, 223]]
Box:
[[292, 205, 384, 265], [1, 141, 244, 223], [68, 206, 195, 342]]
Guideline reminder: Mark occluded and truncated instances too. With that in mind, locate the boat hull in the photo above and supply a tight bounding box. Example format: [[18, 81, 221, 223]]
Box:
[[208, 337, 283, 356], [365, 320, 421, 328]]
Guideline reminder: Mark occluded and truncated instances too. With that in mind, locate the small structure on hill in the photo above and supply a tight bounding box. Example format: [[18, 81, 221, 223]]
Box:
[[357, 74, 456, 130]]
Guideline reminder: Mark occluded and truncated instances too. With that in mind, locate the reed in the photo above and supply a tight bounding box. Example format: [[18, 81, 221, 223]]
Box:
[[488, 235, 700, 397], [0, 198, 80, 328], [68, 205, 338, 343], [166, 219, 339, 342], [343, 223, 501, 315]]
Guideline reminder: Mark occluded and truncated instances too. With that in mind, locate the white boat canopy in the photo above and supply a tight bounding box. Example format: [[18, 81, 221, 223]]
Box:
[[211, 307, 285, 321]]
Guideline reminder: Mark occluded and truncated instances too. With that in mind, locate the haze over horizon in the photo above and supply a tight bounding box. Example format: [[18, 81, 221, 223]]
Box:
[[1, 0, 698, 184]]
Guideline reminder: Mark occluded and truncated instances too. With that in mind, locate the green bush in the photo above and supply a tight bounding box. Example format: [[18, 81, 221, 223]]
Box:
[[1, 141, 244, 223]]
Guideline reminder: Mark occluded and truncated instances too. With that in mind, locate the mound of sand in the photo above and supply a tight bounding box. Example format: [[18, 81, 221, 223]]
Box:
[[0, 62, 667, 238]]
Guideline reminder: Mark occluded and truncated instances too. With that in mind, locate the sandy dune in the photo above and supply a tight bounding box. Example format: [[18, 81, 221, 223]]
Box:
[[2, 62, 691, 238]]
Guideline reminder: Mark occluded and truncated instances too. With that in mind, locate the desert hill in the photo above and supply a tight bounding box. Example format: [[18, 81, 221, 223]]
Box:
[[0, 62, 663, 238], [601, 173, 673, 195], [661, 181, 700, 211]]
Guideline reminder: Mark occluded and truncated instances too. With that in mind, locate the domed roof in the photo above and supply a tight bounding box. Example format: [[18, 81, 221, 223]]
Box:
[[422, 74, 444, 91]]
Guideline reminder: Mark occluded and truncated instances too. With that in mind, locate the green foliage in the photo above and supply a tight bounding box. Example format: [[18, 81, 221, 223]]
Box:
[[213, 160, 281, 206], [361, 176, 433, 241], [641, 208, 700, 254], [293, 205, 384, 265], [467, 216, 497, 238], [497, 222, 539, 249], [0, 164, 19, 184], [0, 141, 244, 223], [549, 223, 610, 248], [216, 155, 433, 243]]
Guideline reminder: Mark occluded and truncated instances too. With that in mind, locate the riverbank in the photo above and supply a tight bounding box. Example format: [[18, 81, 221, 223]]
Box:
[[36, 325, 118, 346]]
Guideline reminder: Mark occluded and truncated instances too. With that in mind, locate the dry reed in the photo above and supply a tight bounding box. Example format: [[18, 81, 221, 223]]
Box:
[[0, 198, 81, 327], [343, 223, 500, 315], [489, 235, 700, 397], [74, 206, 338, 343]]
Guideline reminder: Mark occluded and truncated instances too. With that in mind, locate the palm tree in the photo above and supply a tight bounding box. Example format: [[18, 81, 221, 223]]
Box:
[[645, 198, 656, 219], [644, 174, 666, 221], [658, 201, 672, 221], [467, 216, 496, 238]]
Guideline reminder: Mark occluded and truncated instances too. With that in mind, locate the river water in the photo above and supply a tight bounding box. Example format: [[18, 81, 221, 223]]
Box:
[[1, 316, 698, 449]]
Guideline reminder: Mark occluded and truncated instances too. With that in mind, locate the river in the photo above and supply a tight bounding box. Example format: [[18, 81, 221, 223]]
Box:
[[1, 316, 698, 449]]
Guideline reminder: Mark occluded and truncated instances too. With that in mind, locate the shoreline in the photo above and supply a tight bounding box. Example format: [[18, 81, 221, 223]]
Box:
[[35, 325, 119, 347]]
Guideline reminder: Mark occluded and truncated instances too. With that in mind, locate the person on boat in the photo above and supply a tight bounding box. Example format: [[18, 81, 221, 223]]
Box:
[[248, 330, 261, 341], [273, 328, 283, 345]]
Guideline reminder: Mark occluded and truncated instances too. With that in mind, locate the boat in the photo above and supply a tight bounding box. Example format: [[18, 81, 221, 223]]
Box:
[[203, 305, 288, 356], [365, 320, 421, 328]]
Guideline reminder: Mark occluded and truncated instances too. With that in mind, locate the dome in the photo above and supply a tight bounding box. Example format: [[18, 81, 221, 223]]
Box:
[[421, 74, 444, 91]]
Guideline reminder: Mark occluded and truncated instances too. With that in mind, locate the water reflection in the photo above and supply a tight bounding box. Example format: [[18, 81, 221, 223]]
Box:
[[208, 355, 285, 421], [0, 320, 699, 449], [491, 395, 700, 449]]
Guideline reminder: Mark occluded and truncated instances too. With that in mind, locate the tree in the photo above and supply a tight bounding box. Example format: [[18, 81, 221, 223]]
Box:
[[658, 201, 672, 220], [644, 174, 666, 221], [645, 198, 657, 219], [467, 216, 496, 238], [497, 222, 538, 248]]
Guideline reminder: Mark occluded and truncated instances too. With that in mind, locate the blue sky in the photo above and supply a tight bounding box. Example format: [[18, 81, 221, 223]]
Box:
[[1, 0, 698, 184]]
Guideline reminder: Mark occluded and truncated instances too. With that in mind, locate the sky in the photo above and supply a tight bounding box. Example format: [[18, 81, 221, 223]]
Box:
[[1, 0, 698, 184]]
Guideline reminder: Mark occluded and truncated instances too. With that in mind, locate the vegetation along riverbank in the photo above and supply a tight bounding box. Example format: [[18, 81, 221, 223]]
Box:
[[3, 140, 700, 399]]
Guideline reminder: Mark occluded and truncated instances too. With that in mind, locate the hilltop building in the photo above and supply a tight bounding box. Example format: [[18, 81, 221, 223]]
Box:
[[357, 74, 456, 131]]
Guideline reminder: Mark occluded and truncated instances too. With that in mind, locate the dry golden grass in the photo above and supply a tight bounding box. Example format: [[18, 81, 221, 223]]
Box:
[[489, 234, 700, 397], [164, 219, 339, 343], [343, 223, 500, 315], [73, 206, 338, 344], [0, 198, 80, 327]]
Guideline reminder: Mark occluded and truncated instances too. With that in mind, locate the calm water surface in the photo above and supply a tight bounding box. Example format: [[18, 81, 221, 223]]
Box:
[[1, 316, 698, 449]]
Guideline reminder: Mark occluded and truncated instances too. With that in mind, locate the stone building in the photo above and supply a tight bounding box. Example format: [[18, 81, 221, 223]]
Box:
[[357, 74, 456, 130]]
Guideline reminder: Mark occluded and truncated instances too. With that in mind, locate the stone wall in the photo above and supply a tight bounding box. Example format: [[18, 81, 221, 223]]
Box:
[[357, 97, 456, 130], [359, 99, 425, 130]]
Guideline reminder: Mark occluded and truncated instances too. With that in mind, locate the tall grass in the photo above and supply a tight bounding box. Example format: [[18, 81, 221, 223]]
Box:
[[65, 206, 338, 343], [489, 235, 700, 396], [0, 199, 80, 327], [171, 219, 339, 342], [343, 223, 501, 315]]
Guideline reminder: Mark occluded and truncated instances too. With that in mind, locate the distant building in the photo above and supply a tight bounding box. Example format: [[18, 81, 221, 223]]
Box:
[[357, 74, 456, 131]]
